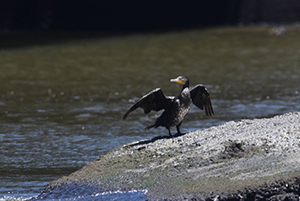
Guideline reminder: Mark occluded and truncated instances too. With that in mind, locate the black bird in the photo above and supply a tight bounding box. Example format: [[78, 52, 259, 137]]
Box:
[[123, 76, 214, 136]]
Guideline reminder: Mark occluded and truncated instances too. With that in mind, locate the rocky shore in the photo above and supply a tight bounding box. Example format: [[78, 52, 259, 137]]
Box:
[[36, 112, 300, 200]]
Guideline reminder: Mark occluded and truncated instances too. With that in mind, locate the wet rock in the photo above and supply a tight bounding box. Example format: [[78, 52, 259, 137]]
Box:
[[38, 112, 300, 200]]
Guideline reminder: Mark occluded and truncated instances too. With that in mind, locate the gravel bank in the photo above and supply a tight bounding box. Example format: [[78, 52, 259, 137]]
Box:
[[37, 112, 300, 200]]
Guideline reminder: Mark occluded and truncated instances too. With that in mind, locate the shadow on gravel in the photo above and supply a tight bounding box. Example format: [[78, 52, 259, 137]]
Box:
[[125, 132, 186, 148]]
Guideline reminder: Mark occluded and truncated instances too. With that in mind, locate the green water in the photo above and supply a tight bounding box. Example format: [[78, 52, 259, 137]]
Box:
[[0, 26, 299, 199]]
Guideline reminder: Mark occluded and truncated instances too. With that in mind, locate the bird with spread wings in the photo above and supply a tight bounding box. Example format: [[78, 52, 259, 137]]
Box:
[[123, 76, 214, 136]]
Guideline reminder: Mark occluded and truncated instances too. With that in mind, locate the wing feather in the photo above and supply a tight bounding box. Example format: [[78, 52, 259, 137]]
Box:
[[189, 84, 214, 116], [123, 88, 171, 120]]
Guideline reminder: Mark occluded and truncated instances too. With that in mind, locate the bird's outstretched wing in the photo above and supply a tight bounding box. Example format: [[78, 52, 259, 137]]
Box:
[[123, 88, 172, 120], [189, 84, 214, 116]]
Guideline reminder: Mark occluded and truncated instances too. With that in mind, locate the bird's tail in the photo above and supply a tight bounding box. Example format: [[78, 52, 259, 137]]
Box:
[[145, 124, 156, 130]]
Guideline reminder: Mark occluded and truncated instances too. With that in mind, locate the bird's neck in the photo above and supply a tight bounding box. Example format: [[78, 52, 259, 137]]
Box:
[[180, 82, 189, 93], [179, 84, 191, 106], [179, 83, 190, 98]]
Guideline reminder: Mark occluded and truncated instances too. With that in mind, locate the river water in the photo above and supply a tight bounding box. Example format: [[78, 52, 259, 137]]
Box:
[[0, 26, 299, 200]]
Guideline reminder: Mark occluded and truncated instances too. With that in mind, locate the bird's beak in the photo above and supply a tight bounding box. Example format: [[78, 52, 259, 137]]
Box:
[[170, 77, 183, 85]]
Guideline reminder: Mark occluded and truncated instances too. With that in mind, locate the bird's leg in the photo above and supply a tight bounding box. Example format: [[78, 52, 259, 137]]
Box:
[[167, 127, 172, 137], [176, 123, 183, 135]]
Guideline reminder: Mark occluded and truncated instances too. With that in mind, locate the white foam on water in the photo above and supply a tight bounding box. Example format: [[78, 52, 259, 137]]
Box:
[[93, 189, 148, 197], [0, 196, 33, 201]]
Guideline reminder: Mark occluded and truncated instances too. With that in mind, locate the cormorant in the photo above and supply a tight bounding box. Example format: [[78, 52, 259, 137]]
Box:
[[123, 76, 214, 136]]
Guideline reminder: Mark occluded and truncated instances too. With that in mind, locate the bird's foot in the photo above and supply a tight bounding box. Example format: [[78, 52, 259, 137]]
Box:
[[174, 132, 185, 137]]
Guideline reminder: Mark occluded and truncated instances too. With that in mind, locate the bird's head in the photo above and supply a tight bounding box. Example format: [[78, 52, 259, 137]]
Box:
[[170, 76, 189, 87]]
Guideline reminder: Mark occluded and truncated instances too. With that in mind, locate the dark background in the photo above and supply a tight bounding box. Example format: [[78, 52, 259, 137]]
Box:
[[1, 0, 300, 32]]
